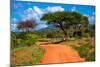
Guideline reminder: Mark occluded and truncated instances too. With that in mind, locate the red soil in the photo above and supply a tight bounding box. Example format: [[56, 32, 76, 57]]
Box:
[[38, 44, 85, 64]]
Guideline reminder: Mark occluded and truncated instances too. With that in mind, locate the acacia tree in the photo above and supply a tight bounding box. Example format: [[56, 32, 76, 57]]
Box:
[[41, 11, 89, 40], [17, 20, 36, 32]]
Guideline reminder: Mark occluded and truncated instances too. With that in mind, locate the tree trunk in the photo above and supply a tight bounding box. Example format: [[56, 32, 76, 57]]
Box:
[[59, 23, 67, 40]]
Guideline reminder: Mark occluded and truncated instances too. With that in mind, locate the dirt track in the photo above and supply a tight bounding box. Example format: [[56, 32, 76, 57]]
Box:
[[37, 42, 85, 64]]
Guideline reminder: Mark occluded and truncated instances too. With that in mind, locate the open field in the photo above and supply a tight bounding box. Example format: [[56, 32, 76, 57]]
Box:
[[11, 36, 95, 66]]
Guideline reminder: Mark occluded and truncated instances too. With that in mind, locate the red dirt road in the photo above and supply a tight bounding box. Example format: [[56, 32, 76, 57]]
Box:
[[38, 43, 85, 64]]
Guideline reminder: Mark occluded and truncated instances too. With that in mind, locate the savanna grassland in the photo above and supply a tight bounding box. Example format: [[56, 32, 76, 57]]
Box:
[[11, 11, 95, 66]]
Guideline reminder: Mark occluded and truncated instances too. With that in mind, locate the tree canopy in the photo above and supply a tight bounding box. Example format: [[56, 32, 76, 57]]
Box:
[[17, 20, 36, 32], [41, 11, 89, 40]]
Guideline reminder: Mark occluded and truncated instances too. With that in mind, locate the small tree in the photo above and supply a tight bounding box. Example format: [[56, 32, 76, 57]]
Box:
[[17, 20, 36, 32]]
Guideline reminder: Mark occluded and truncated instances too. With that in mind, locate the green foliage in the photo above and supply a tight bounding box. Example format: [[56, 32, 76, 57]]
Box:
[[31, 45, 45, 64], [87, 50, 95, 61], [73, 31, 82, 39], [80, 16, 89, 25], [11, 32, 40, 49], [41, 11, 85, 25], [11, 32, 22, 49], [82, 33, 90, 38], [11, 46, 28, 53], [37, 28, 64, 38], [74, 43, 95, 61], [64, 38, 95, 61], [89, 24, 95, 37], [41, 11, 89, 39], [20, 33, 40, 46], [46, 33, 53, 38]]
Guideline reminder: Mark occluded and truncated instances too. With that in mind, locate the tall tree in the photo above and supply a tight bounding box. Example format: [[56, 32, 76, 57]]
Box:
[[41, 11, 89, 40], [17, 20, 36, 32]]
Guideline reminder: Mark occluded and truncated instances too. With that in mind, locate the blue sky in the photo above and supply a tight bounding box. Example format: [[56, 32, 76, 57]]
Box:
[[11, 0, 95, 32]]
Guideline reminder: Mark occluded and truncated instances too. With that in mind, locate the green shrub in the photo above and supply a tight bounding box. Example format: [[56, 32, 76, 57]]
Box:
[[82, 33, 90, 38], [87, 50, 95, 61], [21, 33, 40, 46], [31, 45, 45, 64], [11, 32, 40, 48], [74, 44, 95, 61], [11, 32, 21, 49]]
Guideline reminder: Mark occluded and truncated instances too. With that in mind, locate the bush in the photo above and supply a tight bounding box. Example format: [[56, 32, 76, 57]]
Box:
[[21, 33, 40, 46], [86, 50, 95, 61], [82, 33, 90, 38], [11, 32, 40, 49], [74, 43, 95, 61], [11, 32, 21, 49]]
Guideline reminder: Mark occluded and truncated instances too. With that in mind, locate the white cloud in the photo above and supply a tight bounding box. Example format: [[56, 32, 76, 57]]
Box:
[[21, 6, 65, 30], [18, 6, 47, 30], [71, 6, 76, 11], [35, 23, 48, 30], [22, 8, 36, 21], [45, 6, 64, 12], [25, 8, 34, 14], [21, 7, 43, 21], [11, 6, 65, 31], [89, 12, 95, 24], [11, 24, 18, 32], [21, 6, 65, 22], [33, 6, 44, 16], [83, 14, 89, 17], [88, 16, 95, 24]]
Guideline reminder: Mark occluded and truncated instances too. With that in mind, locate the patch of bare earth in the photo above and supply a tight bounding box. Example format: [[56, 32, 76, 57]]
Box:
[[38, 42, 85, 64]]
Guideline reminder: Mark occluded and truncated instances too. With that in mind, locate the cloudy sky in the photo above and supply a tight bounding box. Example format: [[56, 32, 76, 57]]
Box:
[[11, 0, 95, 32]]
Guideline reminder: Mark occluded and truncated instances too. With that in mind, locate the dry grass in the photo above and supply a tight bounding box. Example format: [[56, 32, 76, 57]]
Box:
[[11, 45, 45, 66], [60, 38, 95, 61]]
